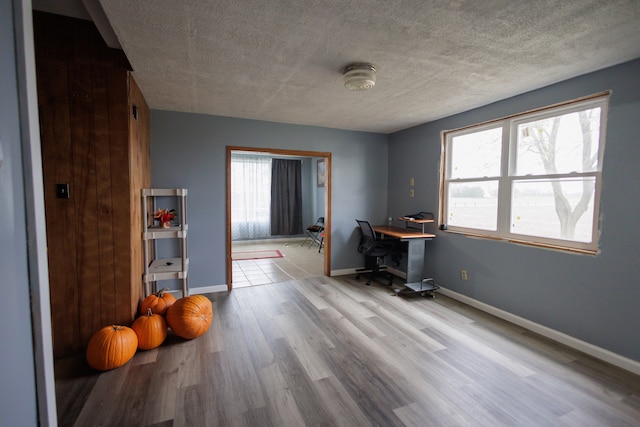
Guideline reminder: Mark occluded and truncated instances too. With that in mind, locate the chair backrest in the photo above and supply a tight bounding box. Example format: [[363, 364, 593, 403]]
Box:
[[307, 217, 324, 232], [355, 219, 376, 253]]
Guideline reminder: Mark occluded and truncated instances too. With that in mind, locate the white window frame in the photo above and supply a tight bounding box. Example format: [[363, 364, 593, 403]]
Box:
[[440, 92, 609, 254]]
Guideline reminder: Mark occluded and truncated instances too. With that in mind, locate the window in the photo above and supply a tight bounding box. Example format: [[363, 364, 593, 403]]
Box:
[[441, 93, 609, 253], [231, 155, 272, 240]]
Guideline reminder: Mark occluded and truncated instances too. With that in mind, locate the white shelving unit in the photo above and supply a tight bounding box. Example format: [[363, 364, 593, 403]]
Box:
[[142, 188, 189, 297]]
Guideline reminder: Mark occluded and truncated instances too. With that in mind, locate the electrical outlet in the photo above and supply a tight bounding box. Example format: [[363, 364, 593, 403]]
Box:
[[461, 269, 468, 280]]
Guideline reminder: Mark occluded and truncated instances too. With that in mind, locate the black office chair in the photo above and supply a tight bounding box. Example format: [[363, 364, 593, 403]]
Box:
[[355, 219, 395, 286]]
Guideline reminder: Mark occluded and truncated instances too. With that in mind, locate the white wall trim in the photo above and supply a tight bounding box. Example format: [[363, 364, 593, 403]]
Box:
[[331, 266, 408, 278], [387, 266, 406, 279], [438, 287, 640, 376], [330, 268, 358, 276], [15, 0, 57, 424], [189, 284, 229, 295]]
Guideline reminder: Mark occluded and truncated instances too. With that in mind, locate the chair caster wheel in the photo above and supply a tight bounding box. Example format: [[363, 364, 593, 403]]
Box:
[[366, 280, 371, 286]]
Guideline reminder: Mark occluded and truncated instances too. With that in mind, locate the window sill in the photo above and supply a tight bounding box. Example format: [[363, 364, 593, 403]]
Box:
[[441, 228, 598, 256]]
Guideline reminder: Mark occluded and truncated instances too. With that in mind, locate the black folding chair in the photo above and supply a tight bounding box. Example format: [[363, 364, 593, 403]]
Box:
[[303, 217, 324, 248]]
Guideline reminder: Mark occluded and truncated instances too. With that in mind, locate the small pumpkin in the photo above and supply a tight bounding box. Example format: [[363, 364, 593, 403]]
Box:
[[86, 325, 138, 371], [166, 295, 213, 339], [131, 308, 167, 350], [140, 287, 177, 316]]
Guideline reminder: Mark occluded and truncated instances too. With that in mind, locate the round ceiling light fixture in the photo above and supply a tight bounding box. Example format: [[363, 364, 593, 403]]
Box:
[[342, 63, 376, 91]]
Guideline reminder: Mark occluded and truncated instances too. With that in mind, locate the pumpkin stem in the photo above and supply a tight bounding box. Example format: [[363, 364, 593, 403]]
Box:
[[146, 308, 153, 317], [157, 287, 170, 297], [111, 325, 122, 331]]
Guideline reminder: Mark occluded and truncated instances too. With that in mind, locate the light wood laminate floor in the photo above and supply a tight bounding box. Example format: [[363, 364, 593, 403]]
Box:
[[55, 276, 640, 426]]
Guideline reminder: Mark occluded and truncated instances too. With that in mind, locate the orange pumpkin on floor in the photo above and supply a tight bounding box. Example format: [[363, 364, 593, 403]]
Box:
[[131, 308, 167, 350], [86, 325, 138, 371], [140, 287, 177, 316], [166, 295, 213, 339]]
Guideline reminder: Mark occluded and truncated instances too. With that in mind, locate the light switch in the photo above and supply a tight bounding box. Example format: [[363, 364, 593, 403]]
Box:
[[410, 177, 415, 186]]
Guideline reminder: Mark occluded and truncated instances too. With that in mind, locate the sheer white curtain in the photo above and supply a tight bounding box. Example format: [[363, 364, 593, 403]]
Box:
[[231, 155, 272, 240]]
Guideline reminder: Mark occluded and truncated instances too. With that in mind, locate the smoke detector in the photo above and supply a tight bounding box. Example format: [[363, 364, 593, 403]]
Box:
[[342, 63, 377, 91]]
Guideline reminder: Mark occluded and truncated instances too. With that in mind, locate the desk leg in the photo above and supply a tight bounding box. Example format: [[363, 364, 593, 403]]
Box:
[[406, 239, 425, 284]]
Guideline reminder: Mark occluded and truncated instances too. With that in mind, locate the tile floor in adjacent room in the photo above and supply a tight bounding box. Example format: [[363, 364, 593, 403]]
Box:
[[232, 238, 325, 287]]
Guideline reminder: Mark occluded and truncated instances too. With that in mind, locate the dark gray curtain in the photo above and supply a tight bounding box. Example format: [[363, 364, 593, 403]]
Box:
[[270, 159, 303, 235]]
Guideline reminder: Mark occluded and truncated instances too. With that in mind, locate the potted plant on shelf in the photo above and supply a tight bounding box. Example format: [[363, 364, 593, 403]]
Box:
[[153, 208, 176, 228]]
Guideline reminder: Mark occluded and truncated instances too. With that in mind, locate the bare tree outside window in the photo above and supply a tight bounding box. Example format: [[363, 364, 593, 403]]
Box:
[[517, 107, 601, 239]]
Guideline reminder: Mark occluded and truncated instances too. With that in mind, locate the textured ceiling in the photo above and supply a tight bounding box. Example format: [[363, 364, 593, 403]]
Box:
[[94, 0, 640, 134]]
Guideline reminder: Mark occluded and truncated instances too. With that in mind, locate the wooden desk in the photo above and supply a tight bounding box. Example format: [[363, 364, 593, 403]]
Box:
[[373, 224, 435, 284]]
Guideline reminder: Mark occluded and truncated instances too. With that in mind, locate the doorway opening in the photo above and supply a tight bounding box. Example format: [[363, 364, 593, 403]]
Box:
[[226, 146, 331, 291]]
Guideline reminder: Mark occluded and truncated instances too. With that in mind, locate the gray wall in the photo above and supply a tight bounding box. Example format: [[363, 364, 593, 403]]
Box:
[[150, 112, 388, 287], [388, 59, 640, 362], [1, 0, 38, 424]]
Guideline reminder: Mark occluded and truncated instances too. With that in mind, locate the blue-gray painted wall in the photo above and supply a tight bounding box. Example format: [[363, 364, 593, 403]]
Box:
[[150, 112, 388, 287], [1, 0, 39, 424], [389, 59, 640, 362], [150, 59, 640, 363]]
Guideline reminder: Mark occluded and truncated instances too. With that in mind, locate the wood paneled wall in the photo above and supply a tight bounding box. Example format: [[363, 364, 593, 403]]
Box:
[[34, 12, 150, 358]]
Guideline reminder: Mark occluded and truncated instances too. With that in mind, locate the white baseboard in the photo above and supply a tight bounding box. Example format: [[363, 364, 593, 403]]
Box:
[[189, 284, 229, 295], [387, 266, 406, 279], [331, 266, 407, 278], [330, 268, 358, 276], [438, 287, 640, 376]]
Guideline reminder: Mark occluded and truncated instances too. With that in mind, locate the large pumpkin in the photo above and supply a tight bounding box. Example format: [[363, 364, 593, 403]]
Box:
[[86, 325, 138, 371], [140, 287, 177, 316], [131, 308, 167, 350], [166, 295, 213, 339]]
